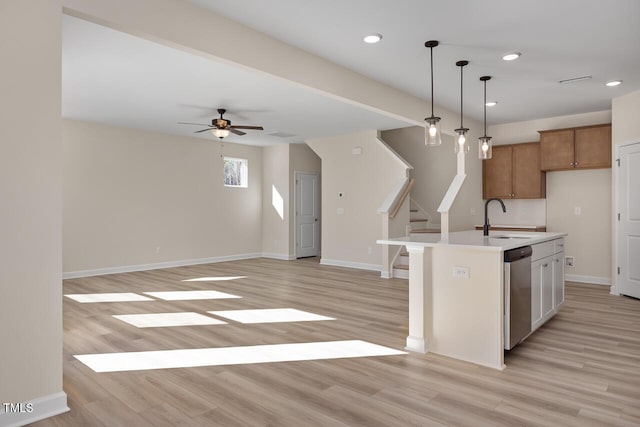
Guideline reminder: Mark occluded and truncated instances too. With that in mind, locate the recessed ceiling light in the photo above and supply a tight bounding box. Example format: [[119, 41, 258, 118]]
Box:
[[485, 101, 498, 107], [605, 80, 622, 87], [363, 33, 382, 44], [502, 52, 521, 61]]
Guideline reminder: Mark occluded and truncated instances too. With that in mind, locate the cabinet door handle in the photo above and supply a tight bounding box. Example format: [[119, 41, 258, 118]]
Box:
[[570, 162, 574, 166], [543, 263, 549, 267], [575, 162, 579, 166]]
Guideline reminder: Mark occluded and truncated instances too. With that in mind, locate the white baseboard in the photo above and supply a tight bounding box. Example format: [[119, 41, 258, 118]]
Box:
[[565, 274, 611, 286], [0, 391, 68, 427], [62, 253, 263, 279], [261, 252, 296, 261], [380, 271, 391, 279], [320, 259, 381, 272]]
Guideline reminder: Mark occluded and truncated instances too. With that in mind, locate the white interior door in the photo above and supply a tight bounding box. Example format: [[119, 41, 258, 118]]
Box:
[[295, 172, 320, 258], [618, 142, 640, 298]]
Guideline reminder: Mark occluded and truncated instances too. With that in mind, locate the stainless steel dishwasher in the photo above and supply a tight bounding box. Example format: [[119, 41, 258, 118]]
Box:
[[504, 246, 532, 350]]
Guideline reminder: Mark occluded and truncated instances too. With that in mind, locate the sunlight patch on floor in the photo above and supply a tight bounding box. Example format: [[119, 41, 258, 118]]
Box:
[[208, 308, 335, 324], [74, 340, 406, 373], [65, 293, 154, 303], [143, 290, 242, 301], [113, 312, 227, 328], [181, 276, 247, 282]]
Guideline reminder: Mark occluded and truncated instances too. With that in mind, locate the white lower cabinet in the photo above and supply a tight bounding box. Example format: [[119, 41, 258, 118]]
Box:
[[542, 256, 555, 320], [553, 251, 565, 308], [531, 258, 543, 329], [531, 238, 565, 332]]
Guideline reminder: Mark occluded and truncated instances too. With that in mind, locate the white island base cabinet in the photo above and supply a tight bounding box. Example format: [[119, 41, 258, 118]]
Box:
[[377, 230, 567, 370], [531, 238, 565, 331]]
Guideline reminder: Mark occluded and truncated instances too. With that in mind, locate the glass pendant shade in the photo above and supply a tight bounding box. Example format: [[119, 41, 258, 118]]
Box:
[[424, 40, 441, 146], [478, 75, 493, 159], [454, 60, 470, 155], [424, 116, 442, 146], [454, 128, 470, 154], [478, 136, 493, 159]]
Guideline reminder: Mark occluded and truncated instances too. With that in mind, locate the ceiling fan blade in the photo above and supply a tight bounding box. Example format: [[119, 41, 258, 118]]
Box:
[[178, 122, 211, 126], [229, 128, 246, 136], [194, 128, 214, 133], [230, 125, 264, 130]]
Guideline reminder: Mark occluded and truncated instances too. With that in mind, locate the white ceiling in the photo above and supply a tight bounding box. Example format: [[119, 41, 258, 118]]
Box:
[[62, 15, 412, 146], [63, 1, 640, 146], [190, 0, 640, 125]]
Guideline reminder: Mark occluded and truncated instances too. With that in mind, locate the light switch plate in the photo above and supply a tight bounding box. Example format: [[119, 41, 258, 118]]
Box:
[[453, 266, 470, 279]]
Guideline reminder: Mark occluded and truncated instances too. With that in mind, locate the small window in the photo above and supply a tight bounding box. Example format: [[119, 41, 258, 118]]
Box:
[[223, 157, 248, 188]]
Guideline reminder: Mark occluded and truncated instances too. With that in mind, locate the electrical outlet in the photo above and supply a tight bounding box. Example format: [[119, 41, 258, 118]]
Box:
[[574, 207, 581, 215], [470, 208, 476, 216], [565, 256, 574, 267], [155, 246, 161, 254], [367, 246, 373, 255], [453, 266, 470, 279]]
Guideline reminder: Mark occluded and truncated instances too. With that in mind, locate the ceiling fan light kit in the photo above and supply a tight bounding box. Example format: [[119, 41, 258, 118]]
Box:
[[424, 40, 442, 147], [212, 128, 230, 139], [478, 75, 493, 160]]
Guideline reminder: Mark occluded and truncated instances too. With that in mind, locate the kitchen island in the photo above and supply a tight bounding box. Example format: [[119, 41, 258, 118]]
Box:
[[377, 230, 567, 370]]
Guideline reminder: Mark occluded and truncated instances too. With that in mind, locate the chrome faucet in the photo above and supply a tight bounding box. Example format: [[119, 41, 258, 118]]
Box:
[[483, 198, 506, 236]]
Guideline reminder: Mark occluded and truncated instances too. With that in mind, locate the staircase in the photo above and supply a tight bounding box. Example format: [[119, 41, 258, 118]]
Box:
[[392, 202, 440, 279]]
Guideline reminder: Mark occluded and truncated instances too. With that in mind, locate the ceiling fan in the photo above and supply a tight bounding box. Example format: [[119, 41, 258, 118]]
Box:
[[178, 109, 264, 139]]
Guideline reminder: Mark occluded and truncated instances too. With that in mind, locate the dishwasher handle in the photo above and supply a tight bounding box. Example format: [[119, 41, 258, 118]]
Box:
[[504, 246, 533, 262]]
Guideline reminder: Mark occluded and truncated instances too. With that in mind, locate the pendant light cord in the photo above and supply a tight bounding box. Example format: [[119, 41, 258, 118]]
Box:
[[430, 46, 434, 117], [460, 64, 464, 128], [483, 79, 487, 136]]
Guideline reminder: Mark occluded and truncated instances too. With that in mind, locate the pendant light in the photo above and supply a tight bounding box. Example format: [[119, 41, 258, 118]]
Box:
[[424, 40, 442, 146], [478, 76, 493, 159], [454, 60, 470, 154]]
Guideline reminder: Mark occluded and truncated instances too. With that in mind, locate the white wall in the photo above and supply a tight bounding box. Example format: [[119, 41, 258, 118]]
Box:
[[611, 90, 640, 292], [381, 126, 484, 231], [262, 143, 321, 259], [262, 144, 290, 258], [289, 143, 321, 257], [307, 130, 410, 270], [489, 110, 613, 284], [63, 120, 263, 274], [0, 0, 67, 421]]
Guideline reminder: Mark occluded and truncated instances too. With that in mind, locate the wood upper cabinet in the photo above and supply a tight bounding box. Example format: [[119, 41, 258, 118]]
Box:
[[483, 142, 545, 199], [575, 125, 612, 168], [539, 124, 611, 171], [538, 129, 574, 170], [483, 145, 512, 199], [513, 143, 546, 198]]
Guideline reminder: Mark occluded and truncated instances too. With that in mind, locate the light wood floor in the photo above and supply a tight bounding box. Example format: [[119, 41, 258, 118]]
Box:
[[33, 258, 640, 426]]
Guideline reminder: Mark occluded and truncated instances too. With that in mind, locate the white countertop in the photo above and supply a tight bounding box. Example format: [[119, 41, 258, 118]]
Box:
[[377, 230, 566, 251]]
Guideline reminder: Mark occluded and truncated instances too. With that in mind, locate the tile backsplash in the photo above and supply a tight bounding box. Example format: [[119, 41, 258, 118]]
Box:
[[484, 199, 546, 226]]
